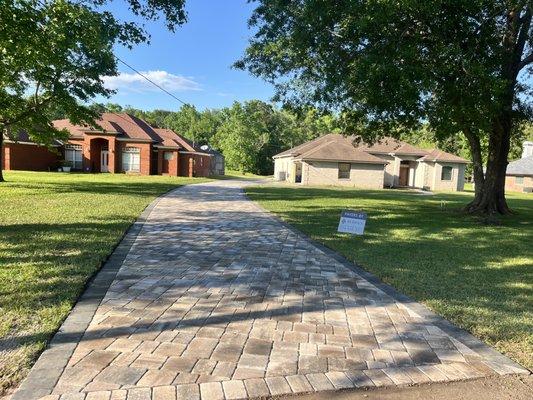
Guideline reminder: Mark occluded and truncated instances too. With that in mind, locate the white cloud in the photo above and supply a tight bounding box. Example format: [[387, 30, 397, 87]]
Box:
[[102, 70, 201, 93]]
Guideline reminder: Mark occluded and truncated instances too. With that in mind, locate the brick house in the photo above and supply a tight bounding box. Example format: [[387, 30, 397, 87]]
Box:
[[505, 142, 533, 193], [2, 113, 216, 177], [274, 134, 469, 191]]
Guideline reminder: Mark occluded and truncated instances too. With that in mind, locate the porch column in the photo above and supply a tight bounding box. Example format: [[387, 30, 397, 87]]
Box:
[[188, 157, 194, 177], [83, 137, 91, 172], [108, 139, 116, 173]]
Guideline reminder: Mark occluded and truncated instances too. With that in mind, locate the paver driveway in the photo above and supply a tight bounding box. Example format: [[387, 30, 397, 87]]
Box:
[[14, 180, 528, 400]]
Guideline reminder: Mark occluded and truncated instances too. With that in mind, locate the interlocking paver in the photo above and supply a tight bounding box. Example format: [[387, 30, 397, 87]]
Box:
[[23, 181, 529, 400]]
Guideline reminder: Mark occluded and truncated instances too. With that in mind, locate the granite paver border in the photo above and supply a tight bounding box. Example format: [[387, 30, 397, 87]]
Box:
[[11, 187, 183, 400]]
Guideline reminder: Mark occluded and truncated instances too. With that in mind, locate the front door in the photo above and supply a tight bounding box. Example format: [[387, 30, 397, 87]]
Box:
[[101, 150, 109, 172], [399, 165, 409, 186]]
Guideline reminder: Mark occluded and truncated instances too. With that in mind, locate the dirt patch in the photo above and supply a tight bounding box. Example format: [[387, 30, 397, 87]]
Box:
[[282, 374, 532, 400]]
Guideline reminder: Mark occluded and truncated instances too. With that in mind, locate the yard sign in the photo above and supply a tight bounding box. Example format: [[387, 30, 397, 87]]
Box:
[[338, 210, 367, 235]]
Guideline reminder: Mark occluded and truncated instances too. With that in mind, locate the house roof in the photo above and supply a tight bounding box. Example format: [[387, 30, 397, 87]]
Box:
[[355, 136, 428, 156], [53, 113, 159, 142], [417, 149, 470, 164], [298, 139, 388, 164], [277, 134, 387, 164], [274, 134, 469, 165], [507, 155, 533, 176], [52, 114, 208, 153], [274, 134, 339, 158]]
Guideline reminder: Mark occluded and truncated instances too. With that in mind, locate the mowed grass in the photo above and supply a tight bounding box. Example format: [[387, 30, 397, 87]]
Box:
[[214, 169, 271, 180], [246, 184, 533, 369], [0, 171, 209, 394]]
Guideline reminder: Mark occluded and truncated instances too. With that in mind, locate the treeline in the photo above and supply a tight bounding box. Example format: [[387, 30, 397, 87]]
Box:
[[51, 100, 531, 176]]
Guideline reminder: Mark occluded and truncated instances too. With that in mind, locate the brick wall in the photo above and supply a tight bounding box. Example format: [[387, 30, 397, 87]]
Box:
[[505, 175, 533, 193], [302, 161, 385, 189], [2, 143, 60, 171], [116, 142, 152, 175], [179, 153, 212, 177]]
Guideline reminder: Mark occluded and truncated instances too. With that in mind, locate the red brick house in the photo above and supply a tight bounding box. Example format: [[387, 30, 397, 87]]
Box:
[[2, 113, 214, 177]]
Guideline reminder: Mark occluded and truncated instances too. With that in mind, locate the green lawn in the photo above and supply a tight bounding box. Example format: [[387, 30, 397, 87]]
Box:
[[0, 171, 209, 395], [246, 184, 533, 370], [213, 169, 271, 180]]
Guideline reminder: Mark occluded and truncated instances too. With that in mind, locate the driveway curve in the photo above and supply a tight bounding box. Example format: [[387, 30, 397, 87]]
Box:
[[13, 180, 528, 400]]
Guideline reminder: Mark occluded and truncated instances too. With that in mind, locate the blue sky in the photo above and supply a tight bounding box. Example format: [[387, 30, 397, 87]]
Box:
[[102, 0, 273, 111]]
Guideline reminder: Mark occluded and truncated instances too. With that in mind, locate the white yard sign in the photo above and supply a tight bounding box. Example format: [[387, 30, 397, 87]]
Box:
[[337, 210, 367, 235]]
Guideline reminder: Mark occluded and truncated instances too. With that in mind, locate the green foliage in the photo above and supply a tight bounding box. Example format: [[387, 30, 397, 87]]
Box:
[[238, 0, 532, 138], [0, 0, 187, 172], [0, 171, 208, 394]]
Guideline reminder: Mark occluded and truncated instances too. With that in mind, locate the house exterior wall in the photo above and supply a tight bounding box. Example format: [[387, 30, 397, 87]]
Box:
[[179, 153, 211, 177], [157, 149, 179, 176], [427, 162, 465, 191], [274, 156, 294, 181], [115, 141, 151, 175], [302, 161, 384, 189], [505, 175, 533, 192], [2, 142, 60, 171]]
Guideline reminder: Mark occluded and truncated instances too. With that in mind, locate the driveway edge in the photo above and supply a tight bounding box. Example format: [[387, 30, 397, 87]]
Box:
[[11, 187, 179, 400]]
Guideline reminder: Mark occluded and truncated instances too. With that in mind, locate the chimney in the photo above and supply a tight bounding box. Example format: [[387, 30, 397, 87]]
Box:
[[523, 141, 533, 158]]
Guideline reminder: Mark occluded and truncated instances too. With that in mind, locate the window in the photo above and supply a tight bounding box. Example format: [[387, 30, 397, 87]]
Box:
[[65, 144, 83, 169], [516, 176, 524, 185], [441, 166, 453, 181], [164, 152, 173, 161], [122, 147, 140, 172], [338, 162, 351, 179]]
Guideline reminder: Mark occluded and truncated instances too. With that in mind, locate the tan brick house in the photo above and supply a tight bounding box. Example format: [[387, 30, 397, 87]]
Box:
[[274, 134, 469, 191], [2, 113, 216, 177]]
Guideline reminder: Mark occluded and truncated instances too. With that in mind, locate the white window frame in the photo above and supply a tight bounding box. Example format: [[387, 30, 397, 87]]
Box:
[[516, 176, 524, 185], [338, 162, 351, 179], [441, 166, 453, 181], [122, 147, 140, 172], [65, 144, 83, 170]]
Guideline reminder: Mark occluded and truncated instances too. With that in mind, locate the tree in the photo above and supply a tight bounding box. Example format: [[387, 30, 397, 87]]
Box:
[[237, 0, 532, 214], [212, 100, 291, 174], [0, 0, 187, 182]]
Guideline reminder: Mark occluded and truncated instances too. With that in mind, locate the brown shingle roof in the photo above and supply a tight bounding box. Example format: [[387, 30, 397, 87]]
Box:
[[274, 134, 339, 158], [355, 136, 428, 156], [53, 113, 160, 142], [298, 139, 388, 164], [417, 149, 470, 163], [152, 128, 197, 151]]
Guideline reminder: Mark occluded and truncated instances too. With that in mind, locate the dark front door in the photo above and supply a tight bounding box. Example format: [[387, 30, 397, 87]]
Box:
[[399, 166, 409, 186]]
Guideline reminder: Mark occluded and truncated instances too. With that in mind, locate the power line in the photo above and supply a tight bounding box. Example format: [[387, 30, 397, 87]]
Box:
[[115, 56, 190, 107]]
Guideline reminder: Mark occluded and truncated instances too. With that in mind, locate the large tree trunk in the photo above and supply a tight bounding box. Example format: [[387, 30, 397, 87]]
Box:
[[465, 116, 511, 215], [462, 128, 485, 199]]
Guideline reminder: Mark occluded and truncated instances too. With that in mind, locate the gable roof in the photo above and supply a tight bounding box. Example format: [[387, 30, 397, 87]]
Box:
[[299, 139, 388, 164], [355, 136, 428, 156], [52, 114, 209, 154], [417, 149, 470, 164], [53, 113, 159, 142], [274, 134, 469, 165], [277, 134, 387, 164], [274, 134, 339, 158], [507, 155, 533, 176]]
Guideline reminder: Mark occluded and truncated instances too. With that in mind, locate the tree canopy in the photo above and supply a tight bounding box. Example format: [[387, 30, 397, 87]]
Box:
[[237, 0, 532, 214], [0, 0, 187, 181]]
